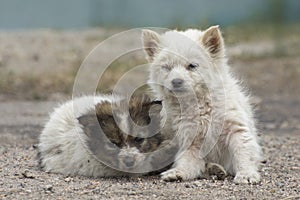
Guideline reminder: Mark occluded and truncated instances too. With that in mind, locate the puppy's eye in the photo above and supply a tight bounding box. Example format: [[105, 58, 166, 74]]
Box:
[[134, 137, 144, 144], [162, 65, 171, 71], [187, 63, 198, 70]]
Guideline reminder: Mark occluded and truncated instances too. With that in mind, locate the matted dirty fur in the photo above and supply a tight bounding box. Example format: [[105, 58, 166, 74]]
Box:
[[142, 26, 262, 184], [38, 94, 165, 177]]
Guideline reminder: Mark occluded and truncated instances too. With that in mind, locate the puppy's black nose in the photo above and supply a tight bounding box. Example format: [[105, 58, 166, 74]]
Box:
[[172, 78, 184, 88], [124, 157, 135, 167]]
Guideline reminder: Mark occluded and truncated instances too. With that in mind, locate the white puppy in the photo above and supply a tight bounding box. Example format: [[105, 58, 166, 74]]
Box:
[[142, 26, 262, 184]]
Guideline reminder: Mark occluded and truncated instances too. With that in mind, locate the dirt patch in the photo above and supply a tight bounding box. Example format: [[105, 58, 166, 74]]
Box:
[[0, 98, 299, 199], [0, 132, 299, 199]]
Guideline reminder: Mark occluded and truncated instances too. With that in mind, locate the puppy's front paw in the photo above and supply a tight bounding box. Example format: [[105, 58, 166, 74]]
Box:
[[161, 168, 187, 181], [233, 170, 260, 184]]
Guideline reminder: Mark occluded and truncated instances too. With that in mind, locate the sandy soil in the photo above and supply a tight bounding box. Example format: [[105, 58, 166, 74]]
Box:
[[0, 27, 299, 199], [0, 97, 299, 200]]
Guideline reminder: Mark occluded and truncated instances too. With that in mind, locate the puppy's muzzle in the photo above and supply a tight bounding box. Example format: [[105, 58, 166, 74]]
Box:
[[172, 78, 184, 88], [123, 156, 135, 167]]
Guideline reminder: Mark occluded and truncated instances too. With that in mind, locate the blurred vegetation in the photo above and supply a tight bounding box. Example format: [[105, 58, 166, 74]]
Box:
[[0, 22, 299, 101]]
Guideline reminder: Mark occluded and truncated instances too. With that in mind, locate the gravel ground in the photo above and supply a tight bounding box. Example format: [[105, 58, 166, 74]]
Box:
[[0, 131, 299, 199], [0, 98, 299, 200]]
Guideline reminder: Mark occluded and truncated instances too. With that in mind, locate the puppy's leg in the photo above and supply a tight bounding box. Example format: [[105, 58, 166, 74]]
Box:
[[161, 149, 205, 181], [228, 132, 261, 184]]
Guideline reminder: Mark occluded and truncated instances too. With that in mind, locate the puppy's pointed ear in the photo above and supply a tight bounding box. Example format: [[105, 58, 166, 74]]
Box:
[[201, 26, 224, 59], [95, 101, 113, 121], [142, 29, 161, 61]]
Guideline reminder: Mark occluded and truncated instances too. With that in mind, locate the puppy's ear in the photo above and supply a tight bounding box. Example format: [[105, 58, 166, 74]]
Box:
[[142, 29, 161, 61], [201, 26, 224, 59], [95, 101, 113, 121]]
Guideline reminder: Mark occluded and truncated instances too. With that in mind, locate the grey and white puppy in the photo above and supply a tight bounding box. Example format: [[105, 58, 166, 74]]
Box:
[[38, 94, 171, 177]]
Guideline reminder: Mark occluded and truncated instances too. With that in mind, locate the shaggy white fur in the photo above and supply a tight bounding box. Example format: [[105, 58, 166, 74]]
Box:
[[38, 94, 164, 177], [38, 95, 125, 177], [142, 26, 262, 184]]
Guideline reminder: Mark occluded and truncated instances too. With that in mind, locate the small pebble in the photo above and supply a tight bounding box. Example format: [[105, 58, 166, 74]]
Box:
[[44, 185, 54, 193], [193, 181, 201, 187], [64, 177, 73, 182], [21, 170, 35, 179]]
